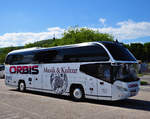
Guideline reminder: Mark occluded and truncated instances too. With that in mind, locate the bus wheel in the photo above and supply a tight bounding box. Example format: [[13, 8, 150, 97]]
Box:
[[18, 81, 26, 92], [71, 87, 84, 101]]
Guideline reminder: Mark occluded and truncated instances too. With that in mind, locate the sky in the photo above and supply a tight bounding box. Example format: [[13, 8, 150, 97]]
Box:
[[0, 0, 150, 47]]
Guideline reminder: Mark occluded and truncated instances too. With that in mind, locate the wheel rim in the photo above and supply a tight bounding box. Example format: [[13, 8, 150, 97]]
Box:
[[73, 88, 82, 99], [20, 83, 25, 91]]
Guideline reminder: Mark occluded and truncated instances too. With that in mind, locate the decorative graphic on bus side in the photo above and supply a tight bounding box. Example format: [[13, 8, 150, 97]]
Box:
[[44, 67, 78, 94], [50, 73, 68, 94]]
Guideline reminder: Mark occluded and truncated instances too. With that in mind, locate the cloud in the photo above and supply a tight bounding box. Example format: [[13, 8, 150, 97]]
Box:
[[99, 18, 106, 27], [96, 20, 150, 41], [0, 20, 150, 47], [0, 27, 64, 47]]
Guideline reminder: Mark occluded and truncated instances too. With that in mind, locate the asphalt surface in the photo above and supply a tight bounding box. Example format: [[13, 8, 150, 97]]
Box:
[[140, 75, 150, 84], [0, 79, 150, 119]]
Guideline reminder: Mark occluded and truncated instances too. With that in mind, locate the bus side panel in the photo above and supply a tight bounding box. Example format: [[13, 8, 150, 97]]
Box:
[[77, 73, 98, 99], [42, 63, 84, 95], [97, 80, 112, 99], [5, 65, 21, 87], [79, 63, 112, 99], [5, 64, 41, 89], [25, 64, 42, 89]]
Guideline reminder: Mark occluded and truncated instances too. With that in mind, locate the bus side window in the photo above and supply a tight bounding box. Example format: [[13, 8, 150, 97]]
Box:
[[5, 55, 12, 65], [62, 48, 77, 62], [77, 46, 109, 62], [6, 52, 36, 65], [7, 54, 23, 65], [80, 63, 112, 83], [21, 54, 35, 64], [62, 45, 109, 63], [38, 50, 58, 63]]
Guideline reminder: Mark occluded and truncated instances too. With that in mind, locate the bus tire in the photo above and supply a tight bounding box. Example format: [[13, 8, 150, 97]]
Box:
[[70, 85, 85, 101], [18, 81, 26, 92]]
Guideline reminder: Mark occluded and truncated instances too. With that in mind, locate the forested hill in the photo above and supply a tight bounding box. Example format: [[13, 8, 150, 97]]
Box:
[[0, 28, 150, 64]]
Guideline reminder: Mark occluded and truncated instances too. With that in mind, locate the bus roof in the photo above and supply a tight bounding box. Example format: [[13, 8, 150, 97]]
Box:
[[6, 41, 137, 63], [7, 41, 120, 55], [8, 47, 43, 54]]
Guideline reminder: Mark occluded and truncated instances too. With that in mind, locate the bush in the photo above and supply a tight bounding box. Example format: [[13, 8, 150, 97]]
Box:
[[140, 81, 148, 85]]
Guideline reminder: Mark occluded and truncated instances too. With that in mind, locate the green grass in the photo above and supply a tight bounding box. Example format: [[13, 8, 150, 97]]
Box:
[[138, 73, 150, 77], [140, 81, 148, 85], [138, 74, 144, 77]]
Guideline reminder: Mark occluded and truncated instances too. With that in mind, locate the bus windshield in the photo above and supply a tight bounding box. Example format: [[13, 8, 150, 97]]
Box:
[[103, 42, 136, 61], [112, 63, 139, 82]]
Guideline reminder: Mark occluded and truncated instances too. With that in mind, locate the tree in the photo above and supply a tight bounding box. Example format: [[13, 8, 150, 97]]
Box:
[[0, 46, 23, 64], [61, 27, 114, 45], [25, 27, 114, 48], [128, 43, 146, 61], [144, 42, 150, 62]]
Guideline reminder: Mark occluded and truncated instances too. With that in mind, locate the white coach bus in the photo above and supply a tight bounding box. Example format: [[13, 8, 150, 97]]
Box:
[[5, 41, 140, 101]]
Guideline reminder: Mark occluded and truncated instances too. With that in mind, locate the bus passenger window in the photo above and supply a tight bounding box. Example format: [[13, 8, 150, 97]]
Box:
[[80, 63, 112, 83], [8, 54, 23, 65], [39, 50, 58, 63], [62, 45, 109, 63]]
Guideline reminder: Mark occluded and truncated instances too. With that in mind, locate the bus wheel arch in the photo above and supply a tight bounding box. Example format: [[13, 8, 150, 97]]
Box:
[[70, 84, 85, 101], [18, 80, 26, 92]]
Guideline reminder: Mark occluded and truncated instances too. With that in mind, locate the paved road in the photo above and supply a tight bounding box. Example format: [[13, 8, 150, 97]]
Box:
[[0, 79, 150, 119], [140, 75, 150, 84]]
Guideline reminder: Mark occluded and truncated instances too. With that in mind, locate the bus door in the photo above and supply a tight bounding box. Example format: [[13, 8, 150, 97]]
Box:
[[80, 63, 112, 98], [97, 80, 111, 97], [97, 64, 112, 98]]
